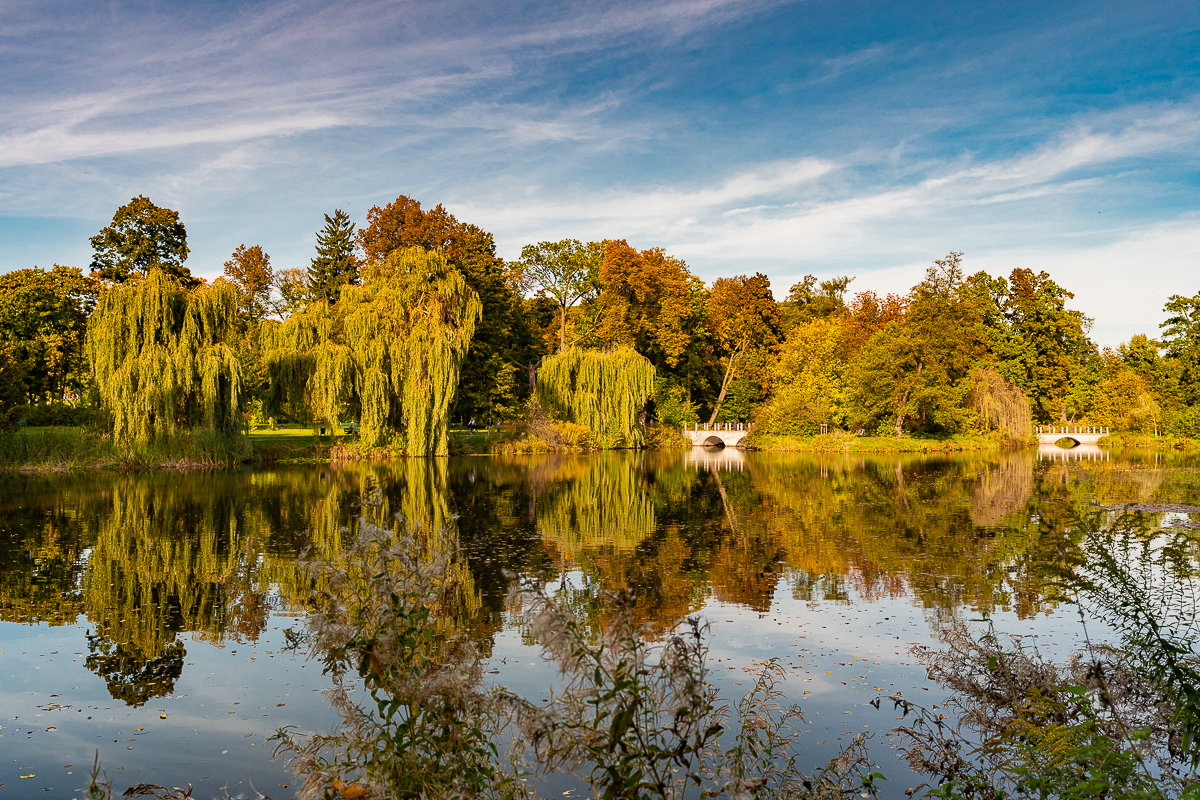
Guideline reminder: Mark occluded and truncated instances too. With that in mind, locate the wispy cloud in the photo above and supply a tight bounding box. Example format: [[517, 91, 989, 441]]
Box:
[[464, 101, 1200, 266], [0, 0, 789, 167]]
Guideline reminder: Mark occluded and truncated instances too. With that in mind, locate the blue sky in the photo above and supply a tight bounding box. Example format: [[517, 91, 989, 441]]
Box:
[[2, 0, 1198, 344]]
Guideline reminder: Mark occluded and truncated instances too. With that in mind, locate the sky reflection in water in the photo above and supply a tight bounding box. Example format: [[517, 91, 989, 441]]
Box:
[[1, 448, 1198, 797]]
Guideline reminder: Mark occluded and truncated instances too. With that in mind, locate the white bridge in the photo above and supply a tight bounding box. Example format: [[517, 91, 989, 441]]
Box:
[[1035, 425, 1110, 446], [683, 422, 752, 447]]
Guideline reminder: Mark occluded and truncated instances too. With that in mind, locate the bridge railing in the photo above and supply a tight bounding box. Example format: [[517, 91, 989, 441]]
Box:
[[682, 422, 754, 432], [1034, 426, 1110, 435]]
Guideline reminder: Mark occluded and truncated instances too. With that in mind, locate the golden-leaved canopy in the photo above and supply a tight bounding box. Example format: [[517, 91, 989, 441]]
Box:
[[263, 247, 481, 455], [86, 269, 243, 444]]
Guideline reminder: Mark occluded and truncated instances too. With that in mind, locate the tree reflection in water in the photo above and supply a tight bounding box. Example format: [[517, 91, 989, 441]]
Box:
[[1, 448, 1199, 706]]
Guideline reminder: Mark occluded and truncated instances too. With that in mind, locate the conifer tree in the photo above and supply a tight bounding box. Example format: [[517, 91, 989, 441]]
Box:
[[308, 210, 360, 304]]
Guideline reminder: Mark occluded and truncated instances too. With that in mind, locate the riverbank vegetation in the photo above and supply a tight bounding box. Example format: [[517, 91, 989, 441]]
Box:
[[2, 194, 1199, 466]]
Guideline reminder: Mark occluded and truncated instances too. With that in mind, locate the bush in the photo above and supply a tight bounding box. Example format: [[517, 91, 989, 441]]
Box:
[[1169, 405, 1200, 439], [12, 402, 94, 427]]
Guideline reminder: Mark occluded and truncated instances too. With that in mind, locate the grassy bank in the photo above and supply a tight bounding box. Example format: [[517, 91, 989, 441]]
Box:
[[0, 426, 260, 471], [1099, 432, 1200, 450], [743, 429, 1005, 453], [0, 425, 335, 471]]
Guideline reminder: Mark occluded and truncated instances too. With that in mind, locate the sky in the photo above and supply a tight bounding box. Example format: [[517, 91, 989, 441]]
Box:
[[2, 0, 1198, 345]]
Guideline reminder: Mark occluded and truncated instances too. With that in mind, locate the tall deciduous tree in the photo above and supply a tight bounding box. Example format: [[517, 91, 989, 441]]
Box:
[[223, 245, 275, 325], [0, 265, 97, 402], [976, 268, 1095, 422], [308, 210, 360, 304], [357, 194, 537, 420], [271, 268, 310, 319], [86, 269, 244, 445], [518, 239, 605, 353], [89, 196, 196, 287], [781, 274, 853, 329], [706, 273, 779, 424], [595, 241, 694, 370], [264, 247, 481, 456], [1160, 291, 1200, 407], [849, 253, 986, 436], [537, 346, 655, 447]]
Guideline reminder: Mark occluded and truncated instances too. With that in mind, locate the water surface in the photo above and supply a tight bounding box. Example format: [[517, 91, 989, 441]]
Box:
[[2, 447, 1198, 797]]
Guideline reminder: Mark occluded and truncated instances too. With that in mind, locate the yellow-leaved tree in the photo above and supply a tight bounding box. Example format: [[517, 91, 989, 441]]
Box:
[[262, 247, 481, 455], [86, 269, 244, 448]]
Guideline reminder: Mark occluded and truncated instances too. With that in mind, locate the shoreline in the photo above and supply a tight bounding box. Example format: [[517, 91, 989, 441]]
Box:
[[4, 425, 1198, 472]]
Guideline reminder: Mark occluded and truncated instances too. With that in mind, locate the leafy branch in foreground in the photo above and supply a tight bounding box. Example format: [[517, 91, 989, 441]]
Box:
[[274, 488, 886, 800], [887, 510, 1200, 799], [271, 487, 520, 800]]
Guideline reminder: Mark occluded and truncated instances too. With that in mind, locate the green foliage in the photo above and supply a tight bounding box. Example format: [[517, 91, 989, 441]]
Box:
[[756, 315, 847, 435], [0, 342, 27, 430], [89, 196, 196, 287], [1169, 405, 1200, 439], [85, 269, 245, 447], [308, 209, 360, 304], [0, 264, 98, 402], [969, 366, 1031, 442], [518, 239, 605, 352], [537, 346, 655, 447], [849, 254, 984, 436], [10, 402, 93, 426], [1090, 353, 1162, 433], [972, 267, 1096, 423], [651, 378, 700, 427], [1160, 291, 1200, 407], [780, 274, 853, 329], [265, 247, 481, 456]]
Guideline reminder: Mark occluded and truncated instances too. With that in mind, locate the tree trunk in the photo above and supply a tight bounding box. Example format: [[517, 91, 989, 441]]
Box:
[[708, 341, 745, 425], [893, 362, 922, 437], [559, 302, 568, 352]]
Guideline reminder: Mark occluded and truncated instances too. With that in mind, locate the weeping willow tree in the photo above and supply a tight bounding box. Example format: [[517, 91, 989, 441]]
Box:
[[86, 269, 244, 447], [970, 366, 1033, 442], [264, 247, 481, 456], [537, 346, 655, 447], [536, 454, 656, 556], [82, 476, 273, 705]]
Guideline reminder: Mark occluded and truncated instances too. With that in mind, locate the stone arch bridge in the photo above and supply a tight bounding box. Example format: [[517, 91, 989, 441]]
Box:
[[1035, 425, 1110, 446], [683, 422, 753, 447]]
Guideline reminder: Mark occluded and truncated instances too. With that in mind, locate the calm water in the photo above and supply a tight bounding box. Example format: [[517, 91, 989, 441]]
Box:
[[1, 446, 1198, 798]]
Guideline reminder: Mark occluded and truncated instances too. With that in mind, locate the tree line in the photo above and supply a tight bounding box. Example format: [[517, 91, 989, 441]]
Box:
[[1, 192, 1198, 449]]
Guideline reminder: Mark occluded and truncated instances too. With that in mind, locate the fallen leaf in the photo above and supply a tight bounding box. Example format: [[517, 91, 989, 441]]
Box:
[[333, 778, 368, 800]]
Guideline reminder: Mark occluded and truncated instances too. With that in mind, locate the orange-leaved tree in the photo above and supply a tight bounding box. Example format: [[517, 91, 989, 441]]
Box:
[[706, 273, 779, 424]]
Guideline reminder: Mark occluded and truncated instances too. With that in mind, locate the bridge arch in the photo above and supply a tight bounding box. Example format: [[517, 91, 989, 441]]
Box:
[[682, 423, 753, 448], [1034, 426, 1110, 447]]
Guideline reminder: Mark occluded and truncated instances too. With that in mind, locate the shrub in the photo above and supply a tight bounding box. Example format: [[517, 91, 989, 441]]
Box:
[[1169, 405, 1200, 439], [12, 401, 95, 427]]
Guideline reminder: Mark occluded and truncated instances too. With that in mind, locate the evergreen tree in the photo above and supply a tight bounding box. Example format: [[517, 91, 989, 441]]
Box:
[[307, 210, 359, 304]]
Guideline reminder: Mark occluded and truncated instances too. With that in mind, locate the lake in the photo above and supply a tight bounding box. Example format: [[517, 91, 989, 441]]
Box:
[[2, 446, 1197, 798]]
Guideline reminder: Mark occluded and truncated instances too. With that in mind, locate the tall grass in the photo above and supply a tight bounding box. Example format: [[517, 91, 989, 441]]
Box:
[[0, 426, 251, 470]]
